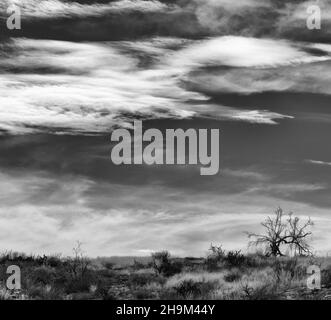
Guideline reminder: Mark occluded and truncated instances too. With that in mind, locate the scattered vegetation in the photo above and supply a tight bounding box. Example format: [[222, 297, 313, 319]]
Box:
[[0, 208, 329, 300], [151, 251, 182, 277]]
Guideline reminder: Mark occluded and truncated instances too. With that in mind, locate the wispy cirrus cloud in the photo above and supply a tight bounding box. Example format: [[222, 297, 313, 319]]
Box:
[[1, 0, 331, 258], [2, 0, 331, 42], [0, 168, 330, 256], [0, 38, 204, 134], [1, 0, 172, 18], [3, 36, 317, 134], [305, 159, 331, 167]]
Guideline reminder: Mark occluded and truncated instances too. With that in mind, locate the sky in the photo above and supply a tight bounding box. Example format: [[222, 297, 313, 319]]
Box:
[[0, 0, 331, 257]]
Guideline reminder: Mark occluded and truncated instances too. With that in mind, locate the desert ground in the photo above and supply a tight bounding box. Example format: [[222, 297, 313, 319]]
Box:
[[1, 245, 331, 300]]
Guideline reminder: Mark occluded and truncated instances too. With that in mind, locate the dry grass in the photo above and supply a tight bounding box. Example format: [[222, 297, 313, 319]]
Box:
[[1, 251, 331, 300]]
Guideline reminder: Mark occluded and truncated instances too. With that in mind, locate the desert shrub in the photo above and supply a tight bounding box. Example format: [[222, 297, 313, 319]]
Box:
[[151, 251, 182, 277], [282, 258, 299, 278], [246, 252, 270, 269], [322, 266, 331, 288], [182, 257, 205, 272], [208, 244, 225, 259], [225, 250, 247, 267], [66, 256, 90, 282], [205, 256, 219, 271], [152, 251, 170, 274], [133, 287, 157, 299], [175, 279, 218, 299], [128, 273, 155, 287], [62, 242, 94, 293], [102, 261, 114, 270], [294, 264, 307, 279], [27, 285, 64, 300], [0, 287, 13, 300], [205, 245, 255, 270], [273, 258, 299, 283], [128, 272, 166, 288], [35, 255, 49, 266], [30, 266, 57, 285], [164, 261, 183, 277], [242, 283, 280, 300], [132, 259, 146, 270], [65, 275, 94, 293], [224, 269, 242, 282], [52, 271, 70, 288], [159, 287, 178, 299], [71, 292, 95, 300], [62, 267, 93, 293], [94, 285, 117, 300], [175, 280, 201, 299], [46, 255, 63, 268], [197, 281, 219, 299], [0, 252, 36, 264], [205, 244, 225, 271]]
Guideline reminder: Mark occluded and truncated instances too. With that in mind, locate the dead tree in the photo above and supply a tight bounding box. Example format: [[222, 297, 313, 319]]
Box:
[[67, 241, 90, 281], [247, 207, 314, 257], [285, 213, 314, 256]]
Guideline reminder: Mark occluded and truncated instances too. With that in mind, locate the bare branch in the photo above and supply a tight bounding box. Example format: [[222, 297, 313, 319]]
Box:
[[246, 207, 314, 257]]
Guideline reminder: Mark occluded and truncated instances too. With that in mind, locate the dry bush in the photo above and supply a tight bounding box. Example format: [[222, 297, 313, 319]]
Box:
[[128, 272, 165, 288], [27, 285, 64, 300], [273, 258, 298, 282], [132, 259, 146, 270], [225, 250, 248, 268], [242, 282, 280, 300], [224, 269, 242, 282], [174, 279, 218, 299], [151, 251, 182, 277], [205, 244, 225, 271], [322, 265, 331, 288]]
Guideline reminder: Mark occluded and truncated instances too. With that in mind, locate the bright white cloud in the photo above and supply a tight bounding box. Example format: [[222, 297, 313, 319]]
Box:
[[1, 0, 171, 18], [305, 159, 331, 167], [166, 36, 330, 70], [229, 110, 292, 125], [0, 38, 205, 134], [1, 36, 310, 134], [186, 41, 331, 95]]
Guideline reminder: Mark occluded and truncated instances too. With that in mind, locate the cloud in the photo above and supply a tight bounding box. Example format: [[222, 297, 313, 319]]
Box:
[[192, 0, 274, 35], [222, 169, 268, 181], [277, 0, 331, 40], [191, 0, 331, 41], [1, 0, 171, 18], [166, 36, 329, 69], [0, 168, 330, 256], [0, 36, 330, 134], [1, 0, 330, 41], [251, 183, 326, 195], [305, 159, 331, 167], [197, 105, 293, 124], [189, 60, 331, 95], [227, 110, 292, 125], [0, 38, 203, 134], [1, 36, 309, 134], [1, 1, 331, 257], [184, 40, 331, 95]]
